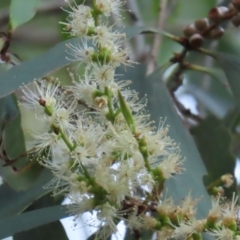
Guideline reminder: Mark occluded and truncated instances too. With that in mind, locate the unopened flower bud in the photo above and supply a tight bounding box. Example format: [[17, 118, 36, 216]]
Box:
[[183, 23, 198, 37], [209, 26, 225, 39], [94, 96, 108, 109], [221, 174, 234, 188], [194, 18, 209, 31], [232, 0, 240, 11], [209, 6, 229, 21], [231, 14, 240, 26], [189, 33, 203, 48]]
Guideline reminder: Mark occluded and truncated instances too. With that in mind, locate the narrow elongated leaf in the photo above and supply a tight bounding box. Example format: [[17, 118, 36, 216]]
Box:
[[214, 52, 240, 106], [0, 169, 53, 218], [0, 38, 74, 98], [0, 205, 70, 239], [190, 116, 236, 198], [10, 0, 41, 30], [13, 192, 68, 240], [0, 94, 43, 190], [13, 221, 69, 240]]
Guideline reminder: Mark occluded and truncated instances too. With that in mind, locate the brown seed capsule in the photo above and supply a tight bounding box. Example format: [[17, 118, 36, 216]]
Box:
[[232, 0, 240, 10], [183, 23, 198, 37], [194, 18, 209, 31], [209, 26, 225, 39], [228, 3, 237, 11], [189, 33, 203, 48], [208, 6, 229, 21], [231, 14, 240, 26]]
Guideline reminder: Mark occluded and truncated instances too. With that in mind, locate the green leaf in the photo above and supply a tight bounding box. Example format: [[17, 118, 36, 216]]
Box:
[[0, 94, 43, 191], [214, 52, 240, 106], [117, 64, 211, 219], [13, 221, 69, 240], [13, 191, 68, 240], [0, 205, 70, 239], [10, 0, 41, 30], [0, 169, 53, 218], [190, 116, 236, 198], [0, 38, 74, 98]]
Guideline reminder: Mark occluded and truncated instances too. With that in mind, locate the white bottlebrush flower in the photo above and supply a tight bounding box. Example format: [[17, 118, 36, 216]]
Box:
[[51, 100, 77, 132], [221, 174, 234, 188], [95, 163, 131, 204], [126, 209, 144, 230], [157, 153, 184, 179], [104, 123, 139, 161], [69, 72, 97, 106], [68, 194, 94, 218], [93, 202, 121, 239], [92, 25, 125, 46], [221, 193, 239, 227], [156, 227, 175, 240], [20, 80, 60, 112], [143, 126, 176, 159], [109, 46, 132, 67], [157, 196, 176, 216], [207, 227, 234, 240], [120, 88, 146, 114], [66, 40, 95, 65], [43, 161, 72, 195], [208, 194, 222, 220], [61, 1, 94, 37], [95, 0, 124, 17], [179, 193, 199, 218], [72, 117, 104, 151], [29, 131, 60, 155], [92, 64, 115, 89], [137, 170, 155, 192], [173, 219, 205, 239]]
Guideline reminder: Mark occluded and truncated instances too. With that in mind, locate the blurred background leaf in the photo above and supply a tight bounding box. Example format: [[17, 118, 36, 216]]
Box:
[[10, 0, 42, 30], [0, 204, 69, 239], [0, 169, 52, 218], [0, 94, 43, 191], [190, 116, 236, 198], [13, 191, 68, 240]]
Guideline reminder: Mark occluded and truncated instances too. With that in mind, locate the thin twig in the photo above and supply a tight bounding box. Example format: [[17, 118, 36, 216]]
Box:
[[166, 0, 178, 18], [125, 0, 147, 60], [146, 0, 168, 75], [171, 92, 203, 123]]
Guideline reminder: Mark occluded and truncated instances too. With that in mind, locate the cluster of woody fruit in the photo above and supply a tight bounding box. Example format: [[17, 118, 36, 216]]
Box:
[[183, 0, 240, 48]]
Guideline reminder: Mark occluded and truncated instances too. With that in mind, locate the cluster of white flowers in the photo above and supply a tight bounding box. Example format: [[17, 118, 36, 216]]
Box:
[[19, 0, 240, 239]]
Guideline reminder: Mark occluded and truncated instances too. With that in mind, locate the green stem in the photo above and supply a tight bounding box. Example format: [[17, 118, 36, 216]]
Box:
[[196, 47, 216, 58], [59, 128, 74, 151], [105, 86, 115, 122], [91, 0, 99, 26], [143, 156, 151, 172], [184, 62, 214, 74], [43, 105, 75, 152], [206, 178, 222, 191]]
